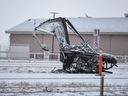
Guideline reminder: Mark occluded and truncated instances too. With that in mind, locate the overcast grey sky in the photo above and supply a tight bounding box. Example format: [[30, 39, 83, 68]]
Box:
[[0, 0, 128, 45]]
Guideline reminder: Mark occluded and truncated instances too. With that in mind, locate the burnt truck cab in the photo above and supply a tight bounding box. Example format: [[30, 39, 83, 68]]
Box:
[[60, 43, 117, 73]]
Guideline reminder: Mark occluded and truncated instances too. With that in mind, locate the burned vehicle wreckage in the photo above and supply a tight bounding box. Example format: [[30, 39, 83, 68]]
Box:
[[34, 17, 118, 73]]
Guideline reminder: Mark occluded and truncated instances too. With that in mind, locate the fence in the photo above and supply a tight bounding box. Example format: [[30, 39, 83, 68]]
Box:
[[0, 45, 128, 63], [0, 45, 9, 59], [116, 55, 128, 63], [0, 51, 60, 61], [0, 45, 60, 61], [1, 52, 128, 63], [8, 45, 30, 60], [30, 52, 60, 61]]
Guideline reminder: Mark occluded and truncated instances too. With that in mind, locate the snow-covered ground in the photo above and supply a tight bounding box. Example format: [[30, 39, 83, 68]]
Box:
[[0, 60, 128, 96]]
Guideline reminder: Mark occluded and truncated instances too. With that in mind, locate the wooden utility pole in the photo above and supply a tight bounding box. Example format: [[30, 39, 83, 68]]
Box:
[[50, 12, 59, 19], [49, 12, 59, 59]]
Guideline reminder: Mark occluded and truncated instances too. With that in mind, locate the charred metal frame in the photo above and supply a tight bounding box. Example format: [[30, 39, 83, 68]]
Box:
[[34, 17, 118, 73]]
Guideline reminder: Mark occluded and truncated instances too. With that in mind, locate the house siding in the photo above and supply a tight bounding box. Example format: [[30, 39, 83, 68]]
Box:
[[10, 33, 128, 55]]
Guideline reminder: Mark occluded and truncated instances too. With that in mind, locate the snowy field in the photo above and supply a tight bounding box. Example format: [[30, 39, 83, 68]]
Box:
[[0, 60, 128, 96]]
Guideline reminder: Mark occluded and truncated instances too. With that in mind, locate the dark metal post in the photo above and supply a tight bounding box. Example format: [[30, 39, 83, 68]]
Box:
[[93, 29, 100, 52], [100, 75, 104, 96], [93, 29, 104, 96]]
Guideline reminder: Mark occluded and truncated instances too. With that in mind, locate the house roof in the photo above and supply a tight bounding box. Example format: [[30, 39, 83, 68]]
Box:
[[6, 17, 128, 34]]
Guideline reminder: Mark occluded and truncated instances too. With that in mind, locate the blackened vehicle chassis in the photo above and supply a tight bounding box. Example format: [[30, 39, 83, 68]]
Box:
[[34, 17, 118, 73]]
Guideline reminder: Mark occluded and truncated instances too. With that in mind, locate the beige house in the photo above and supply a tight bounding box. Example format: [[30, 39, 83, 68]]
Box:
[[6, 17, 128, 56]]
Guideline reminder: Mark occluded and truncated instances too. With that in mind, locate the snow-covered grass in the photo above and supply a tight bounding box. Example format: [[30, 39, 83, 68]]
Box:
[[0, 61, 128, 96], [0, 60, 62, 73], [0, 80, 128, 96]]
